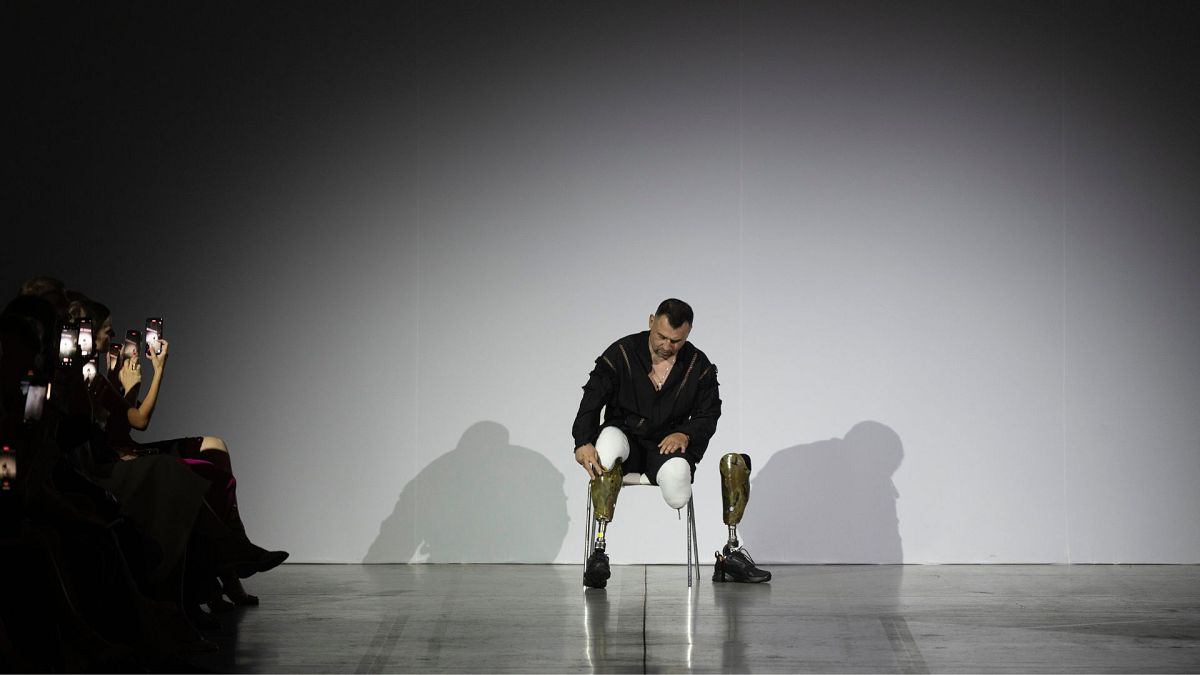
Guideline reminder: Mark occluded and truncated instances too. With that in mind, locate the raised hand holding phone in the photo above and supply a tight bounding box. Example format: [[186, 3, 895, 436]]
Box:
[[148, 338, 169, 370], [118, 355, 142, 393], [145, 317, 163, 357]]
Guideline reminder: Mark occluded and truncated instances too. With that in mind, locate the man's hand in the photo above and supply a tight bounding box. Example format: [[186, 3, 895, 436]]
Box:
[[658, 432, 689, 455], [575, 443, 604, 480], [118, 357, 142, 393]]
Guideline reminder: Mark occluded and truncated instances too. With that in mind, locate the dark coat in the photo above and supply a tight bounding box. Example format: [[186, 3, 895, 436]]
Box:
[[572, 331, 721, 480]]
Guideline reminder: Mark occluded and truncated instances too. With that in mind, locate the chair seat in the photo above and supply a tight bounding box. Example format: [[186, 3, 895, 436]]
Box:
[[621, 472, 653, 486]]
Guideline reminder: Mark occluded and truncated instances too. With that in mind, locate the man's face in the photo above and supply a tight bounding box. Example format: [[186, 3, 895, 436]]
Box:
[[648, 314, 690, 361]]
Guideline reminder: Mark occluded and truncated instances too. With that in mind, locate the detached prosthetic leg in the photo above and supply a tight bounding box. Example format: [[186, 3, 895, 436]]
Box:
[[584, 459, 623, 589], [713, 453, 772, 583]]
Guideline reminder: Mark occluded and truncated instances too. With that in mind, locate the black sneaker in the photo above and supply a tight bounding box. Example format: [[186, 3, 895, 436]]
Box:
[[713, 544, 771, 583], [583, 549, 610, 589]]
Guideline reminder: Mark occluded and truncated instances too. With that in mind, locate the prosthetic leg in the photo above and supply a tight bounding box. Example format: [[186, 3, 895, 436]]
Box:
[[713, 453, 771, 583], [583, 459, 623, 589]]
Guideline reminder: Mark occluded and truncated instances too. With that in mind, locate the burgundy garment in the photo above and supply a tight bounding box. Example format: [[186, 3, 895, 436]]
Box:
[[178, 456, 236, 520], [89, 373, 242, 527], [139, 438, 239, 525]]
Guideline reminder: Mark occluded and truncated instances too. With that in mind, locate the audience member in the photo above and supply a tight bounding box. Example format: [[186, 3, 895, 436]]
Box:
[[0, 276, 289, 670]]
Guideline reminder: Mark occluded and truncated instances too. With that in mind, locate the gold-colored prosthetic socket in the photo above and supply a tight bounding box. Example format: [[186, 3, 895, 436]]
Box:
[[589, 458, 624, 523], [719, 453, 751, 527]]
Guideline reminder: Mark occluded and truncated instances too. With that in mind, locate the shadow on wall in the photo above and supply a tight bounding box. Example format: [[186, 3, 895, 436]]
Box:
[[740, 421, 904, 563], [363, 421, 569, 563]]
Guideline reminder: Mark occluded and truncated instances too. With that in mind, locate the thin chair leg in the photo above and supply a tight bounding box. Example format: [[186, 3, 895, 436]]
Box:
[[686, 497, 696, 586], [691, 494, 700, 583], [689, 498, 700, 584]]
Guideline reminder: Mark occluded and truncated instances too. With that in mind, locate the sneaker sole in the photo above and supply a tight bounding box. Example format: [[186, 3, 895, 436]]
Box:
[[717, 573, 771, 583], [583, 578, 608, 589], [583, 570, 610, 589]]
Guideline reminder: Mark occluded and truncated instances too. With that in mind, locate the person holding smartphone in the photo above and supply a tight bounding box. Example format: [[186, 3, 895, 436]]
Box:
[[71, 298, 287, 609]]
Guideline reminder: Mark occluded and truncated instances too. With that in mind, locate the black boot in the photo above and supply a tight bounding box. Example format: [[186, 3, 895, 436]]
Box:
[[225, 503, 289, 579], [713, 544, 771, 583], [583, 549, 610, 589], [184, 602, 221, 631], [217, 572, 260, 607], [194, 504, 288, 579]]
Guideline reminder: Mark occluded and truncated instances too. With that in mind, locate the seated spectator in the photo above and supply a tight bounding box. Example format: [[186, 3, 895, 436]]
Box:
[[69, 297, 287, 608], [2, 285, 210, 668]]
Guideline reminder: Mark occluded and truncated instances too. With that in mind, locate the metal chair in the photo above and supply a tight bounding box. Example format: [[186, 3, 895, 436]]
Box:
[[583, 472, 702, 587]]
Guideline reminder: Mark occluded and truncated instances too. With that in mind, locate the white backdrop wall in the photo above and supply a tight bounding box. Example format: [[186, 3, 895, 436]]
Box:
[[9, 2, 1199, 564]]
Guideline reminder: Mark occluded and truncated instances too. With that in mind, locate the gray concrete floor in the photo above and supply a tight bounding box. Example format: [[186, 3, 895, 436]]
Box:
[[192, 564, 1200, 673]]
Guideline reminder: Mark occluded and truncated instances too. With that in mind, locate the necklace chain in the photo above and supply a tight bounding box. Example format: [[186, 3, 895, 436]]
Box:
[[649, 360, 673, 390]]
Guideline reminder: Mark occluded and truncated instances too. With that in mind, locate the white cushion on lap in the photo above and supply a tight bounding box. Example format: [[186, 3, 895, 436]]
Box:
[[622, 472, 652, 486]]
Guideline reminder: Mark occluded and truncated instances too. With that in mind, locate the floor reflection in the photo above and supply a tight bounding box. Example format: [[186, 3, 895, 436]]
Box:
[[684, 587, 696, 669], [190, 602, 249, 673], [583, 589, 610, 671], [635, 568, 786, 673], [713, 581, 773, 673], [639, 580, 705, 672]]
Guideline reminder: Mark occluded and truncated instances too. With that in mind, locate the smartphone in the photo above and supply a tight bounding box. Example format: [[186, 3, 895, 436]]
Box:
[[123, 329, 141, 362], [108, 343, 122, 373], [144, 317, 163, 356], [78, 318, 94, 357], [81, 356, 99, 385], [0, 444, 15, 491], [58, 322, 79, 367], [20, 371, 49, 423]]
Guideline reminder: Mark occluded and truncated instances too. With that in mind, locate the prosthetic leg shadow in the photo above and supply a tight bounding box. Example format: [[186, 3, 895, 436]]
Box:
[[739, 421, 904, 564], [363, 421, 569, 563]]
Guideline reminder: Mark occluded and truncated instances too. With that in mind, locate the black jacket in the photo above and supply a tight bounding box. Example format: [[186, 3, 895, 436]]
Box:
[[572, 331, 721, 468]]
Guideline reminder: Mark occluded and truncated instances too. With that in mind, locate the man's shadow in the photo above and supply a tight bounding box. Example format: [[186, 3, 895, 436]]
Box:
[[740, 421, 904, 563], [363, 421, 570, 563]]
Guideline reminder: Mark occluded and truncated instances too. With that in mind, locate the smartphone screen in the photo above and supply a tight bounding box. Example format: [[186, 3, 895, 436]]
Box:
[[108, 343, 122, 372], [145, 317, 163, 356], [0, 444, 15, 491], [123, 329, 141, 362], [78, 318, 94, 357], [82, 357, 98, 385], [58, 323, 79, 367], [21, 374, 48, 423]]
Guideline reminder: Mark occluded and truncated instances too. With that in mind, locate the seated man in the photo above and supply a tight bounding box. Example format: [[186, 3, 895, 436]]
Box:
[[573, 298, 770, 588]]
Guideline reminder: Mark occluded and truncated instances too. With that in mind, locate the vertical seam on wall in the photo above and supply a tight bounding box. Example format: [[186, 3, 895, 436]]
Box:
[[737, 0, 744, 452], [1059, 0, 1072, 565], [414, 0, 424, 559]]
